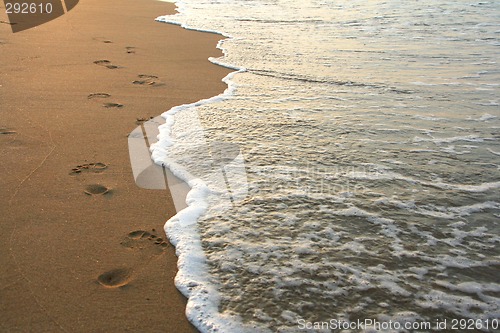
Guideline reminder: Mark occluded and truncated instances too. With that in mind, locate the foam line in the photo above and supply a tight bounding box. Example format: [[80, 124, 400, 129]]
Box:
[[150, 7, 259, 333]]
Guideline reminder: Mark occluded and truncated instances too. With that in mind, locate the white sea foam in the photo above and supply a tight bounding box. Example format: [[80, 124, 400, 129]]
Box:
[[149, 0, 500, 331], [488, 148, 500, 156], [413, 115, 446, 121], [152, 10, 256, 331], [412, 134, 489, 144], [477, 113, 498, 121]]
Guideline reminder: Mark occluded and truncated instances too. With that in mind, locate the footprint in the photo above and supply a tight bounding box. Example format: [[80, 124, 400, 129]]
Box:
[[87, 93, 122, 108], [87, 93, 111, 99], [0, 127, 16, 135], [135, 116, 154, 125], [71, 162, 107, 175], [103, 102, 124, 108], [121, 229, 169, 252], [97, 268, 131, 288], [94, 60, 121, 69], [132, 74, 164, 87], [93, 37, 113, 44], [84, 184, 111, 196], [126, 46, 136, 54]]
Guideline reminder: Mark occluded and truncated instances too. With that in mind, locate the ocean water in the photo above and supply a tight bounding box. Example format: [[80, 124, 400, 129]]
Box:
[[151, 1, 500, 332]]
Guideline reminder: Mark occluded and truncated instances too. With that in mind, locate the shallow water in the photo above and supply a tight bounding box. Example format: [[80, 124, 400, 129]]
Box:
[[152, 1, 500, 331]]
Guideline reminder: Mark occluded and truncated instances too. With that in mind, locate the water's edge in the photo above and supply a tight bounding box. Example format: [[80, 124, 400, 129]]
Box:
[[150, 8, 259, 333]]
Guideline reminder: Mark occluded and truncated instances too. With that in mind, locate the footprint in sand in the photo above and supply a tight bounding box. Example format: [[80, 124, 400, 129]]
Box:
[[126, 46, 136, 54], [135, 116, 154, 125], [87, 93, 111, 99], [97, 268, 131, 288], [103, 102, 124, 108], [87, 93, 123, 108], [94, 59, 121, 69], [71, 162, 108, 175], [84, 184, 111, 196], [93, 37, 113, 44], [92, 37, 112, 43], [132, 74, 164, 87], [121, 229, 169, 252], [0, 127, 16, 135], [97, 230, 169, 290]]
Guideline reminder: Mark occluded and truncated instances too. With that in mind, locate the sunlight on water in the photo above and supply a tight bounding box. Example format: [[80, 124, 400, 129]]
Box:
[[155, 0, 500, 331]]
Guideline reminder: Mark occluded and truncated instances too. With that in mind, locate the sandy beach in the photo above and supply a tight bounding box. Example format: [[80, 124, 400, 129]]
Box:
[[0, 0, 231, 331]]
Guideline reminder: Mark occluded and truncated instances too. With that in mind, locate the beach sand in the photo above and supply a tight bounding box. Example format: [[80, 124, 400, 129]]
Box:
[[0, 0, 231, 331]]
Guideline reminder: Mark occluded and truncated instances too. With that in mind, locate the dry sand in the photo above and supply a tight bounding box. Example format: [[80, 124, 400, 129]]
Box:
[[0, 0, 231, 331]]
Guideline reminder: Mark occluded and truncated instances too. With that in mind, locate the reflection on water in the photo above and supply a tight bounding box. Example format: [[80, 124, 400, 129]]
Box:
[[155, 0, 500, 331]]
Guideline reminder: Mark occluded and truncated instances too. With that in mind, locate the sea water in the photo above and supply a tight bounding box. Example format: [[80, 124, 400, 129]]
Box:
[[151, 1, 500, 332]]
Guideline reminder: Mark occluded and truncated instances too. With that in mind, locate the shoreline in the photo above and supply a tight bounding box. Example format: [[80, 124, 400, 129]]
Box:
[[0, 0, 231, 331]]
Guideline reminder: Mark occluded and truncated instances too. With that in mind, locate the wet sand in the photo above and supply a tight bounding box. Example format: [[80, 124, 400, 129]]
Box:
[[0, 0, 231, 331]]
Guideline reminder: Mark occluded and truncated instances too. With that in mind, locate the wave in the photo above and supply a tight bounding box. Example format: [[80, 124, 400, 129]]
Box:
[[247, 68, 415, 94]]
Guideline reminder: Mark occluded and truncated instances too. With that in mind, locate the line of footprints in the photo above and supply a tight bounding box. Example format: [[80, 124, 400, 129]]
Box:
[[70, 162, 170, 289], [90, 44, 164, 109], [3, 37, 170, 290], [88, 39, 169, 289], [82, 43, 162, 195], [87, 72, 163, 108]]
